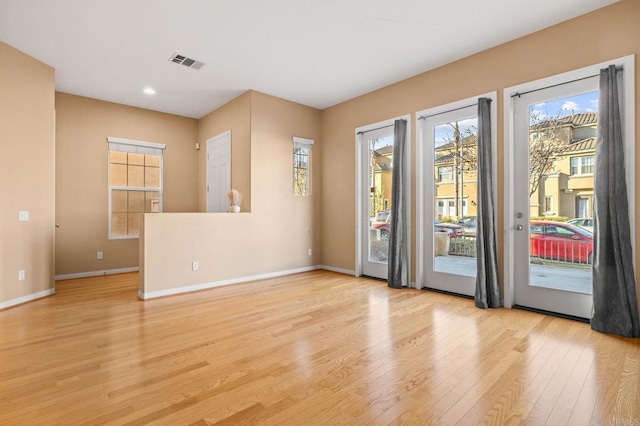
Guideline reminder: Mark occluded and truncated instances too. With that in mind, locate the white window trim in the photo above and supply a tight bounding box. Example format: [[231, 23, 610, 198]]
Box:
[[107, 136, 166, 155], [437, 166, 454, 182], [570, 155, 595, 176], [503, 54, 635, 309], [293, 136, 314, 149], [293, 136, 314, 196], [107, 137, 165, 239]]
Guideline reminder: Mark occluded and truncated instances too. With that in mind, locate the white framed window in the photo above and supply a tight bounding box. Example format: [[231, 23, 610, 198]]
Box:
[[293, 137, 313, 196], [437, 166, 453, 182], [570, 155, 595, 175], [107, 137, 165, 239], [544, 196, 553, 213]]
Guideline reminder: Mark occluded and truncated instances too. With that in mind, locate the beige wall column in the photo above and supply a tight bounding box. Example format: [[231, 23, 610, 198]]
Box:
[[0, 42, 55, 306]]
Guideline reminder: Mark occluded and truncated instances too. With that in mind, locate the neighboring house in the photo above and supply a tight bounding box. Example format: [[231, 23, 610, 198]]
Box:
[[434, 134, 479, 219], [530, 113, 596, 218], [430, 113, 596, 221]]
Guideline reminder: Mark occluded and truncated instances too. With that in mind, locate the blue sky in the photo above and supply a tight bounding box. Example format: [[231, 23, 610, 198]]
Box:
[[529, 90, 599, 120], [370, 89, 600, 150], [434, 118, 477, 146]]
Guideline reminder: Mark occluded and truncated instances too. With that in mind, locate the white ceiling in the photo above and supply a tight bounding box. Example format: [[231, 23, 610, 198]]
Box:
[[0, 0, 618, 119]]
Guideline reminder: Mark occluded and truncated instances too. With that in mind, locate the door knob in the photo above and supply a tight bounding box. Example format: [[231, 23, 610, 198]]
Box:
[[516, 224, 524, 231]]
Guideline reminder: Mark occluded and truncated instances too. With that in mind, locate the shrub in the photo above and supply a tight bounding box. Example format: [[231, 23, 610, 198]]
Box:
[[530, 216, 569, 222], [370, 240, 389, 262], [440, 216, 458, 223]]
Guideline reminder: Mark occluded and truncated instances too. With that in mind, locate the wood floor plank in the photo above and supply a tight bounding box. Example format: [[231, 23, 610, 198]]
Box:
[[0, 271, 639, 425]]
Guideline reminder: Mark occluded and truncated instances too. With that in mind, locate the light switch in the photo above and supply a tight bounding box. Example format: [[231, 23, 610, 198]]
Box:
[[19, 211, 29, 221]]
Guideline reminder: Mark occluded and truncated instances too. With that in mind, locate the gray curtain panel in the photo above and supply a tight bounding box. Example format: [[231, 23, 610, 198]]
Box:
[[474, 98, 501, 308], [388, 119, 408, 288], [591, 65, 640, 337]]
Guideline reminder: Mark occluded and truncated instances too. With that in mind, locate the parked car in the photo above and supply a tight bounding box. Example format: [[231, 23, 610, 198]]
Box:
[[371, 210, 390, 229], [374, 215, 464, 242], [456, 216, 477, 235], [566, 217, 594, 233], [434, 219, 465, 238], [529, 220, 593, 264]]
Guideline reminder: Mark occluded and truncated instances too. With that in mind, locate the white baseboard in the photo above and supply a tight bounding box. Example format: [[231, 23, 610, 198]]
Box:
[[139, 265, 323, 300], [319, 265, 356, 276], [55, 267, 139, 281], [0, 288, 55, 310]]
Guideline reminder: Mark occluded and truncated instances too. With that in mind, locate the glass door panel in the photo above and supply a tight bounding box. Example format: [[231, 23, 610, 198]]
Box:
[[513, 79, 598, 318], [360, 125, 394, 279], [422, 103, 480, 296], [432, 118, 478, 278]]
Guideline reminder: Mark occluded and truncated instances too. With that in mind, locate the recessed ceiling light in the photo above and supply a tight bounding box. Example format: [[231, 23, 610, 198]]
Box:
[[143, 87, 156, 95]]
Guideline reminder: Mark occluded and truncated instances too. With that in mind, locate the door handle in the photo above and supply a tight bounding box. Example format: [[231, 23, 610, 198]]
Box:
[[516, 225, 524, 231]]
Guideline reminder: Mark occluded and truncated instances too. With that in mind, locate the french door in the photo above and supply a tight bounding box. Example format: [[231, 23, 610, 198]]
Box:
[[357, 116, 410, 280], [419, 101, 484, 296], [358, 124, 395, 278], [511, 77, 599, 318]]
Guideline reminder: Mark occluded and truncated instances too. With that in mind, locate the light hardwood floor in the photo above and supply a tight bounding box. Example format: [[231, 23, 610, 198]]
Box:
[[0, 271, 638, 425]]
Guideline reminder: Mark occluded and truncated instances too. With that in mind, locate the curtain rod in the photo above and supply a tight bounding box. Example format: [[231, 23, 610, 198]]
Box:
[[356, 123, 394, 135], [418, 102, 478, 121], [511, 66, 623, 98]]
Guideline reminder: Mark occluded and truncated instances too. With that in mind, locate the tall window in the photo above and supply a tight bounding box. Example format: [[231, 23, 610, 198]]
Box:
[[107, 137, 165, 239], [544, 196, 552, 213], [293, 137, 314, 196], [570, 155, 595, 175]]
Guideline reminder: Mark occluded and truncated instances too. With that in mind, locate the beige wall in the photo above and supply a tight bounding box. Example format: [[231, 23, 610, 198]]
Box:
[[55, 93, 199, 276], [0, 42, 55, 304], [141, 91, 322, 294], [198, 91, 252, 212], [320, 0, 640, 285]]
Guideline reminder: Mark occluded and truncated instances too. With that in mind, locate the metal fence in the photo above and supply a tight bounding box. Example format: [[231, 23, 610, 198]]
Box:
[[448, 235, 476, 258], [530, 239, 592, 265], [446, 234, 592, 266]]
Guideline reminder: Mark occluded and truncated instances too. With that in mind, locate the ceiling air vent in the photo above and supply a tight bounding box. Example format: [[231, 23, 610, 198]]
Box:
[[169, 53, 205, 70]]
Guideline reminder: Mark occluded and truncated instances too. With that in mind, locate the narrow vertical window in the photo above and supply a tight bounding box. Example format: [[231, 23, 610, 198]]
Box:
[[544, 196, 552, 214], [293, 137, 314, 196], [107, 137, 165, 239]]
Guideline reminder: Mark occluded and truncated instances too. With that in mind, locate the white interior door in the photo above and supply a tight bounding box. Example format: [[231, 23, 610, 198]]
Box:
[[511, 77, 598, 319], [420, 103, 479, 296], [206, 131, 231, 213]]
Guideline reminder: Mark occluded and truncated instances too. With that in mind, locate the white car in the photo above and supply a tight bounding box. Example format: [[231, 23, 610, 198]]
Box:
[[566, 218, 594, 233]]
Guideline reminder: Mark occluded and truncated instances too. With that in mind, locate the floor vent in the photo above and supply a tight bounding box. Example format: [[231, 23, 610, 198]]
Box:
[[169, 53, 205, 70]]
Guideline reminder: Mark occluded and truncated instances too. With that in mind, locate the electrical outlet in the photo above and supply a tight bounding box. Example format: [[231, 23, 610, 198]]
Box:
[[308, 249, 312, 256], [97, 251, 103, 260], [18, 270, 25, 281], [18, 211, 29, 221], [192, 261, 199, 271]]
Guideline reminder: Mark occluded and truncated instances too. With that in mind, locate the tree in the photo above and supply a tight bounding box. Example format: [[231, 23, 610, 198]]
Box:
[[436, 122, 478, 217], [528, 113, 568, 197], [369, 138, 392, 216], [370, 188, 384, 218]]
